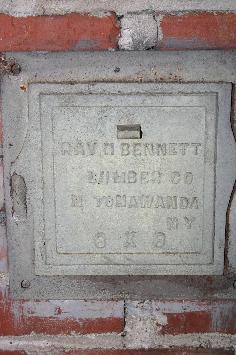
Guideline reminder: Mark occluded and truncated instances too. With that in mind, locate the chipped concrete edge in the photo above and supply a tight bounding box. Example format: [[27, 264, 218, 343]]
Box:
[[228, 184, 236, 272], [0, 333, 234, 352], [1, 0, 236, 16]]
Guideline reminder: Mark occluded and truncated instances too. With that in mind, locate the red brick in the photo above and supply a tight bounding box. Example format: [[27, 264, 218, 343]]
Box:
[[0, 349, 233, 355], [63, 349, 234, 355], [161, 302, 236, 334], [0, 286, 124, 335], [0, 225, 7, 273], [0, 14, 120, 51], [158, 12, 236, 50], [127, 301, 236, 335], [0, 350, 233, 355], [211, 302, 236, 334], [161, 310, 212, 335]]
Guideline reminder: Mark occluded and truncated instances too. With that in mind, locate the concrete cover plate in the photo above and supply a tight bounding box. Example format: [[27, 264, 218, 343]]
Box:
[[1, 52, 236, 299], [34, 84, 221, 275]]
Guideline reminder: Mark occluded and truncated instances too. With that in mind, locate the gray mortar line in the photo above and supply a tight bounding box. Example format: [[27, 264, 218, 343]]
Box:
[[1, 0, 236, 16], [0, 333, 234, 352]]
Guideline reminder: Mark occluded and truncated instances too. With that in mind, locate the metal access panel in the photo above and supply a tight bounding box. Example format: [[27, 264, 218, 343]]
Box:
[[1, 52, 236, 299]]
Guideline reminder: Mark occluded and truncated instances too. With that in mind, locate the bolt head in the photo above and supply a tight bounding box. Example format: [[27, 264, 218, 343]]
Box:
[[21, 279, 30, 288]]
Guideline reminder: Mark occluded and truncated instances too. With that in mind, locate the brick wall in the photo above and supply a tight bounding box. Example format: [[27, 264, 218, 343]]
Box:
[[0, 12, 236, 51], [0, 2, 235, 353]]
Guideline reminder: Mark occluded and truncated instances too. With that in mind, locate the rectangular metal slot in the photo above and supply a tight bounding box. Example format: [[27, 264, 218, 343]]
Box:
[[117, 124, 142, 139]]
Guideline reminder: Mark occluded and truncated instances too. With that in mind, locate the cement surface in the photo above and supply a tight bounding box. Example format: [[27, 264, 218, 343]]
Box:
[[0, 333, 234, 353], [1, 51, 236, 299], [0, 0, 236, 16]]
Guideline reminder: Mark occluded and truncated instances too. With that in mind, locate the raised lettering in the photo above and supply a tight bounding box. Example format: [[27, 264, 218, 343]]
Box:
[[191, 143, 201, 155], [94, 196, 103, 207], [140, 195, 154, 208], [58, 141, 202, 156], [154, 196, 165, 208], [127, 170, 137, 183], [92, 194, 200, 209], [170, 171, 181, 184], [165, 196, 178, 209], [144, 143, 155, 156], [116, 195, 126, 207], [61, 142, 71, 155], [169, 143, 178, 155], [150, 171, 162, 184], [121, 143, 130, 156], [133, 143, 142, 156], [124, 231, 137, 248], [94, 232, 106, 248], [152, 232, 166, 248], [184, 216, 195, 229], [128, 196, 138, 208], [167, 217, 179, 230], [74, 140, 85, 155], [184, 172, 193, 184], [105, 196, 113, 207], [180, 197, 189, 209], [178, 143, 190, 155], [190, 197, 199, 209], [86, 141, 97, 155], [103, 142, 114, 155], [113, 171, 126, 183], [71, 194, 84, 209], [156, 143, 166, 156]]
